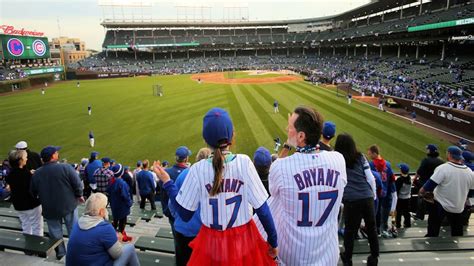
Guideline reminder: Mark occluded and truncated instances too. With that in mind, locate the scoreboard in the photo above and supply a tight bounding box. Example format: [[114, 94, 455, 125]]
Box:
[[0, 34, 50, 60]]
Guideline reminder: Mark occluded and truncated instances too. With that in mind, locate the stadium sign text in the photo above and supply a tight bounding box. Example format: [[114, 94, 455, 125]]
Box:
[[411, 102, 434, 114], [0, 25, 44, 37], [23, 66, 64, 75]]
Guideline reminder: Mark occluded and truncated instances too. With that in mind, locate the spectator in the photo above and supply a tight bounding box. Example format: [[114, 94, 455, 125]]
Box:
[[162, 146, 192, 237], [31, 146, 84, 260], [66, 193, 139, 266], [253, 146, 272, 194], [419, 146, 474, 237], [136, 160, 156, 210], [335, 133, 378, 266], [15, 140, 42, 172], [132, 161, 142, 202], [367, 144, 397, 237], [92, 157, 114, 195], [169, 147, 211, 266], [395, 163, 412, 229], [463, 151, 474, 171], [414, 144, 444, 220], [6, 150, 43, 236], [153, 107, 277, 265], [85, 151, 102, 197], [108, 164, 133, 242], [122, 166, 134, 201], [264, 106, 346, 265], [318, 121, 336, 151]]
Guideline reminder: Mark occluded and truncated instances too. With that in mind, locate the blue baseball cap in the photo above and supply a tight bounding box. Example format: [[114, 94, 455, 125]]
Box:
[[462, 151, 473, 162], [322, 121, 336, 140], [136, 160, 142, 167], [202, 108, 234, 148], [397, 163, 410, 174], [176, 146, 192, 159], [101, 157, 111, 163], [110, 163, 124, 178], [426, 144, 438, 153], [447, 146, 464, 160], [162, 160, 169, 167], [254, 147, 272, 167], [90, 151, 99, 158], [40, 146, 61, 161]]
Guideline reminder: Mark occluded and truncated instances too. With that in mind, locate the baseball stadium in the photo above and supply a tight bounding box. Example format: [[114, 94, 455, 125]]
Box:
[[0, 0, 474, 265]]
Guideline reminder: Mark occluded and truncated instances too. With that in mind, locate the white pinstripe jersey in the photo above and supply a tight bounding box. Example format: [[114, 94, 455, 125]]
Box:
[[176, 154, 269, 230], [265, 151, 347, 266]]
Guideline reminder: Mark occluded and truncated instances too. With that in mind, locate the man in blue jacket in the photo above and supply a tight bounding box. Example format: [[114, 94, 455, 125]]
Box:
[[31, 146, 84, 260], [136, 160, 156, 210], [161, 146, 192, 235]]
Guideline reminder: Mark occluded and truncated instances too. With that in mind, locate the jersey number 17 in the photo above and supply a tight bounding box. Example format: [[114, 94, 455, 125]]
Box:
[[297, 190, 338, 227]]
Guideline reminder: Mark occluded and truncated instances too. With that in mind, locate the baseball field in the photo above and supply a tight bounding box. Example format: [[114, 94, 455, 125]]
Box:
[[0, 71, 451, 169]]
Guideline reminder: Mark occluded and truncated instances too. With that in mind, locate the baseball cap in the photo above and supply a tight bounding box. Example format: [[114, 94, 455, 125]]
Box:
[[322, 121, 336, 140], [110, 163, 124, 178], [81, 158, 88, 166], [176, 146, 192, 159], [110, 159, 115, 164], [15, 141, 28, 149], [162, 160, 169, 167], [202, 108, 234, 148], [397, 163, 410, 174], [462, 151, 473, 162], [426, 144, 438, 153], [101, 157, 111, 163], [136, 160, 142, 167], [40, 146, 61, 161], [447, 146, 463, 160], [254, 147, 272, 167], [90, 151, 99, 158]]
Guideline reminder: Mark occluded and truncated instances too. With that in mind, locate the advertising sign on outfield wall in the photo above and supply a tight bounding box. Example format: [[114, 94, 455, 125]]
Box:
[[392, 97, 473, 137]]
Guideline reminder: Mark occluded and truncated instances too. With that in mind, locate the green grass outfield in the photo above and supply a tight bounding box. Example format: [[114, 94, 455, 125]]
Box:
[[224, 71, 284, 79], [0, 75, 450, 168]]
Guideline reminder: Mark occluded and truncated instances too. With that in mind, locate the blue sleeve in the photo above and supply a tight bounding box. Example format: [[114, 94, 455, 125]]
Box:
[[255, 202, 278, 248], [423, 179, 438, 192], [101, 223, 118, 250], [163, 180, 195, 222], [169, 169, 189, 218], [121, 181, 132, 207]]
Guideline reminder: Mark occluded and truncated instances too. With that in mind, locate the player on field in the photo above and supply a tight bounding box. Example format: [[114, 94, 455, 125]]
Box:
[[88, 105, 92, 116], [153, 107, 278, 265], [89, 131, 95, 148], [77, 81, 80, 88], [347, 93, 352, 104], [41, 88, 45, 95], [257, 106, 347, 266], [273, 100, 279, 113]]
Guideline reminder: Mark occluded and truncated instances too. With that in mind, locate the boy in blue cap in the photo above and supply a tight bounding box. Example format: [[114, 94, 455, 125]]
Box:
[[318, 121, 336, 151], [253, 147, 272, 194], [395, 163, 412, 229], [108, 163, 133, 242]]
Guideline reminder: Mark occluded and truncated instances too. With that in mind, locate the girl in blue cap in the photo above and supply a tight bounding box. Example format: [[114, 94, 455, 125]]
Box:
[[153, 107, 278, 266]]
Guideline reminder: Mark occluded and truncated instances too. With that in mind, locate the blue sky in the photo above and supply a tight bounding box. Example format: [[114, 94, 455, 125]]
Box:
[[0, 0, 370, 50]]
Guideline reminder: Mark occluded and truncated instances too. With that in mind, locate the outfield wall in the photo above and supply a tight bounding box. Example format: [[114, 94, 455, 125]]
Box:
[[393, 96, 474, 138]]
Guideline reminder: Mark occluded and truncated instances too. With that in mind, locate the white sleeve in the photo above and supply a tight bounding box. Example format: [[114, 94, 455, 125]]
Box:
[[430, 164, 445, 185], [243, 156, 268, 209], [269, 161, 282, 197], [390, 192, 397, 212], [362, 156, 377, 199], [176, 166, 201, 211]]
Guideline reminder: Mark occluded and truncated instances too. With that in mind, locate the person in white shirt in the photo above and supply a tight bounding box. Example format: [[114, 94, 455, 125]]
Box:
[[419, 146, 474, 237]]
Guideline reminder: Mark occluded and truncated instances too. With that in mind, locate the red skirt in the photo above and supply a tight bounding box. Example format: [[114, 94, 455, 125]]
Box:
[[188, 220, 276, 266]]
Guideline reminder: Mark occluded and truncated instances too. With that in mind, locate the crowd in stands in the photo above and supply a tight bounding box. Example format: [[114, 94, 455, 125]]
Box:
[[0, 105, 473, 265], [0, 59, 60, 81]]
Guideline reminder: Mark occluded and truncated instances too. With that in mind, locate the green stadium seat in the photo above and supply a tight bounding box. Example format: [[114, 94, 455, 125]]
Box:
[[137, 252, 175, 266], [0, 208, 19, 218], [135, 236, 175, 254], [155, 228, 174, 239], [353, 237, 474, 254], [351, 251, 474, 265], [0, 229, 63, 258]]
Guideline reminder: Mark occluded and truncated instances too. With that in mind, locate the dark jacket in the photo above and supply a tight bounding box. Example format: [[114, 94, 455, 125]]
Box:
[[31, 161, 83, 219], [25, 149, 42, 171], [107, 178, 132, 220], [416, 154, 444, 186], [318, 141, 332, 151], [6, 167, 40, 211]]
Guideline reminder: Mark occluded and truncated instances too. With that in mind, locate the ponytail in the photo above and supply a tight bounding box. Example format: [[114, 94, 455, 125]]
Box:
[[210, 146, 225, 196]]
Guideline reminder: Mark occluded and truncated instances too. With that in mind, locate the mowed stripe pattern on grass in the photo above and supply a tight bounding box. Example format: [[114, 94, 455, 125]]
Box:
[[0, 75, 449, 168]]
